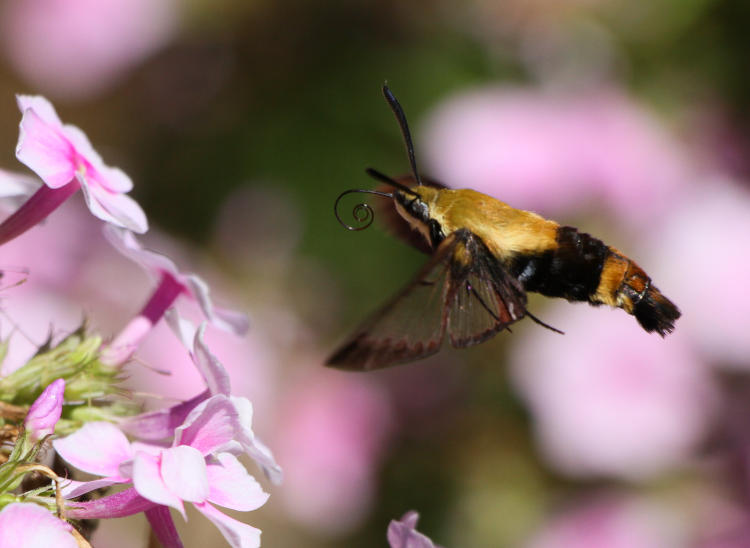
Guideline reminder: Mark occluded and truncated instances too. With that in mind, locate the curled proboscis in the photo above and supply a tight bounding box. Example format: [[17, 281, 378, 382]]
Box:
[[334, 189, 392, 231]]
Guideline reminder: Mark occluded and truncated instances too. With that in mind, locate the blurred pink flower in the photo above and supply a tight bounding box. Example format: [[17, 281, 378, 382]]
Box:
[[388, 511, 442, 548], [0, 502, 76, 548], [422, 86, 688, 226], [0, 197, 113, 374], [510, 303, 715, 480], [276, 373, 392, 534], [525, 495, 687, 548], [1, 0, 177, 100], [0, 169, 40, 212], [649, 178, 750, 368], [24, 377, 65, 442]]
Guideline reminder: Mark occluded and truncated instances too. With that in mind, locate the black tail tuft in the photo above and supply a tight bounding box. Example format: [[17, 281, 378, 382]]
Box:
[[633, 287, 681, 336]]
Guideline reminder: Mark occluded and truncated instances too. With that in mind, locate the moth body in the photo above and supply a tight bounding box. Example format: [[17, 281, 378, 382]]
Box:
[[326, 84, 680, 370], [392, 183, 680, 337]]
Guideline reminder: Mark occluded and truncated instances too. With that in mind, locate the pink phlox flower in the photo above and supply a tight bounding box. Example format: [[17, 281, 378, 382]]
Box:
[[55, 395, 269, 548], [121, 321, 283, 484], [388, 511, 442, 548], [104, 225, 248, 337], [24, 378, 65, 442], [0, 502, 77, 548], [14, 94, 147, 232]]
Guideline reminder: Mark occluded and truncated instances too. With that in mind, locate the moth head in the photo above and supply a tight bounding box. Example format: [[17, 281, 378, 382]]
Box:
[[393, 183, 440, 226]]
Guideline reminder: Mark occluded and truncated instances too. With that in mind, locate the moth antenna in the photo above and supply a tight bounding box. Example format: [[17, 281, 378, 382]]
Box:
[[365, 168, 420, 197], [382, 84, 424, 187], [334, 188, 393, 231], [526, 311, 565, 334]]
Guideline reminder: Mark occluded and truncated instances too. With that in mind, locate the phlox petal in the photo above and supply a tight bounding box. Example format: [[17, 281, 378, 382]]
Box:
[[95, 164, 135, 193], [53, 421, 134, 478], [121, 390, 209, 441], [161, 445, 209, 503], [175, 395, 239, 456], [165, 308, 197, 349], [231, 395, 253, 430], [130, 441, 168, 456], [63, 124, 134, 192], [228, 395, 283, 485], [60, 477, 126, 499], [16, 95, 63, 127], [242, 435, 284, 485], [388, 511, 440, 548], [185, 274, 249, 335], [103, 224, 178, 275], [193, 324, 232, 395], [16, 107, 75, 189], [194, 501, 261, 548], [78, 174, 148, 233], [132, 451, 185, 517], [58, 123, 104, 171], [206, 453, 269, 511], [213, 306, 251, 335], [0, 503, 76, 548]]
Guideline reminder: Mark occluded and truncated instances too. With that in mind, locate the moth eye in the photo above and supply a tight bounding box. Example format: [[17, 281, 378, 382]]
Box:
[[410, 200, 429, 221]]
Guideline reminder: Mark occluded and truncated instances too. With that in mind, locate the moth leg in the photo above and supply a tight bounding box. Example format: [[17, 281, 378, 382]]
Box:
[[525, 311, 564, 334]]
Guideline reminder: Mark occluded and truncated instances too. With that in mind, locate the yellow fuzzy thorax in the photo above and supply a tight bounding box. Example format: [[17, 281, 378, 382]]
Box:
[[409, 186, 559, 260]]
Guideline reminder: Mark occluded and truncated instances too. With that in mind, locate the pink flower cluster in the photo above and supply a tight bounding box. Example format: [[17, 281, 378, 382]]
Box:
[[0, 94, 278, 547]]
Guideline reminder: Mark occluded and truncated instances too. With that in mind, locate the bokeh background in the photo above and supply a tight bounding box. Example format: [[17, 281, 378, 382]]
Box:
[[1, 0, 750, 546]]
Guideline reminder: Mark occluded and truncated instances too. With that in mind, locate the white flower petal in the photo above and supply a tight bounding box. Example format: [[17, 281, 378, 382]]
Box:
[[132, 452, 185, 518], [53, 422, 134, 478], [205, 453, 269, 511], [160, 445, 209, 503], [79, 174, 148, 233], [185, 274, 249, 335], [193, 324, 232, 396], [16, 95, 64, 127], [0, 502, 76, 548], [194, 501, 262, 548], [102, 224, 178, 275]]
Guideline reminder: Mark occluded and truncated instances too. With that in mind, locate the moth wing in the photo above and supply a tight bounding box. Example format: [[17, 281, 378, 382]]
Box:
[[326, 233, 460, 371], [446, 231, 527, 348]]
